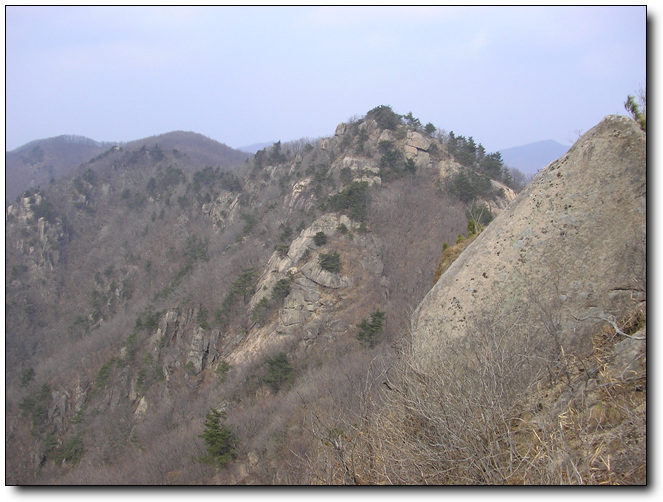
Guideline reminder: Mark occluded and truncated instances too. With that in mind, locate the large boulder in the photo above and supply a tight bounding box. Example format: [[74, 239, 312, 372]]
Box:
[[411, 115, 646, 369]]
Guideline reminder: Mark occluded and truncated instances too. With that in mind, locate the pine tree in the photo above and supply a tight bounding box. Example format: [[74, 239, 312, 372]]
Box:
[[625, 87, 646, 131], [199, 408, 237, 467], [263, 352, 295, 393], [357, 310, 387, 348]]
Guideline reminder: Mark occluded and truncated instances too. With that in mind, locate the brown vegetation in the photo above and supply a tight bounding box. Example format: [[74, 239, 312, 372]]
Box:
[[7, 109, 642, 486]]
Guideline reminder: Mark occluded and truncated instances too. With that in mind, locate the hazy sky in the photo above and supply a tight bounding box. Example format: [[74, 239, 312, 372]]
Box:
[[5, 5, 647, 153]]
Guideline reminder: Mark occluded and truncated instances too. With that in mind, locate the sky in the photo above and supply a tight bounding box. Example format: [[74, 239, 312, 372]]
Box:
[[4, 5, 647, 153]]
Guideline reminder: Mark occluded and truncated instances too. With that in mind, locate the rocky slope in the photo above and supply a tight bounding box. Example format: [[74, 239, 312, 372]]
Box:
[[7, 106, 513, 485], [6, 108, 644, 485], [412, 115, 646, 367], [394, 114, 646, 484]]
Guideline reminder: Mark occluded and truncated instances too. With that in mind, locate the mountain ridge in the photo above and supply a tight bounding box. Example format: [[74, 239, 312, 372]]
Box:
[[5, 131, 250, 206], [4, 109, 645, 485], [499, 139, 571, 175]]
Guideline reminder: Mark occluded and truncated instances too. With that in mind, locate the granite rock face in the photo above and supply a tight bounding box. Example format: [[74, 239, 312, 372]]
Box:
[[411, 115, 646, 369]]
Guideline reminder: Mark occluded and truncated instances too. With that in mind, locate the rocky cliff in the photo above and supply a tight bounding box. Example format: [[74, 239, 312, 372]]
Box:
[[380, 114, 647, 484], [412, 115, 646, 368]]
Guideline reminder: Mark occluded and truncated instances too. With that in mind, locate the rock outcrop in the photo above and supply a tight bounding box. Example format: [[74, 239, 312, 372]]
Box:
[[6, 192, 67, 280], [411, 115, 646, 369]]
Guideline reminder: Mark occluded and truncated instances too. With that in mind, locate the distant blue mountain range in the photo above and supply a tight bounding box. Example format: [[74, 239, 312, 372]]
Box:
[[236, 141, 275, 154], [499, 140, 571, 176]]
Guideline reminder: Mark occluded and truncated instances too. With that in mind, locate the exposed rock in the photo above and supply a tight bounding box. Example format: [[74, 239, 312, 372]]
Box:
[[481, 179, 517, 216], [301, 260, 353, 289], [146, 307, 219, 374], [134, 396, 148, 419], [48, 389, 70, 430], [286, 178, 313, 210], [404, 131, 433, 167], [186, 325, 220, 374], [249, 213, 353, 309], [335, 123, 347, 136], [609, 326, 646, 381], [337, 156, 378, 174], [73, 378, 90, 413], [6, 192, 67, 279], [412, 115, 646, 369], [378, 130, 394, 143], [405, 130, 432, 152], [203, 191, 241, 230]]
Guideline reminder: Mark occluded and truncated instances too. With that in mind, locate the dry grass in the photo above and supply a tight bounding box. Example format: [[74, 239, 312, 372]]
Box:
[[433, 234, 478, 283], [303, 303, 646, 485]]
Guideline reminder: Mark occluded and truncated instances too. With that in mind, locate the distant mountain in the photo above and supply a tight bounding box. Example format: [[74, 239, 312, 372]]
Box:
[[5, 131, 250, 205], [6, 135, 109, 205], [499, 140, 571, 176], [122, 131, 250, 172], [236, 141, 275, 154]]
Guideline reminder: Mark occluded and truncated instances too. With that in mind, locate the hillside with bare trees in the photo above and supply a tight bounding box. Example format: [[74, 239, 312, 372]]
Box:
[[5, 108, 644, 485]]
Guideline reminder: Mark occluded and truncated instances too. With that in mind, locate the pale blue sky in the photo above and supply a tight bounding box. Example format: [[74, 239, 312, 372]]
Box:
[[5, 5, 647, 153]]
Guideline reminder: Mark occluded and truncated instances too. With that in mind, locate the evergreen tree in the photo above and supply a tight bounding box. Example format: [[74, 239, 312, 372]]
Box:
[[263, 352, 295, 393], [625, 88, 646, 131], [403, 112, 422, 131], [357, 310, 387, 348], [269, 141, 287, 164], [366, 105, 401, 130], [319, 252, 341, 273], [313, 231, 328, 246], [480, 152, 504, 179], [199, 408, 237, 467]]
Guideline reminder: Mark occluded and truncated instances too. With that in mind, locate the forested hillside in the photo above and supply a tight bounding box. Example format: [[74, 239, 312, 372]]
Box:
[[5, 107, 644, 485], [5, 132, 250, 206]]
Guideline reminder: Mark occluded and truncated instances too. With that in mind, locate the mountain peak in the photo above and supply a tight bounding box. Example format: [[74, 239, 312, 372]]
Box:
[[499, 139, 571, 175]]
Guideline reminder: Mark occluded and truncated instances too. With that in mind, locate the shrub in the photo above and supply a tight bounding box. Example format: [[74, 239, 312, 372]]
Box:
[[57, 433, 85, 465], [366, 105, 402, 130], [319, 252, 341, 273], [274, 243, 289, 257], [271, 278, 292, 303], [216, 360, 232, 384], [94, 359, 115, 391], [19, 383, 51, 432], [378, 141, 406, 181], [340, 167, 354, 185], [32, 196, 57, 223], [251, 297, 272, 325], [313, 231, 328, 247], [328, 181, 369, 222], [467, 219, 477, 236], [197, 307, 210, 329], [279, 223, 293, 243], [433, 234, 478, 282], [20, 368, 35, 387], [184, 235, 209, 263], [466, 201, 494, 227], [135, 308, 161, 333], [240, 212, 258, 236]]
